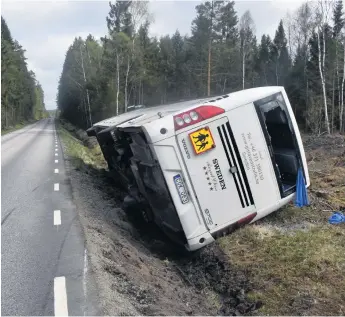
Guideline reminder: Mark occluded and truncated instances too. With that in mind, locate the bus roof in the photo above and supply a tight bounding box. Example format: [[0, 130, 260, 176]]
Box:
[[93, 86, 284, 128]]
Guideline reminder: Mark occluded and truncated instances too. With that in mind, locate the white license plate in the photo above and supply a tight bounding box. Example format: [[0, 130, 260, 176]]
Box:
[[173, 174, 189, 204]]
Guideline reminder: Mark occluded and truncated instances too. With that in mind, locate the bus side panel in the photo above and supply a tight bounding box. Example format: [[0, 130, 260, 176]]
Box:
[[227, 103, 281, 210]]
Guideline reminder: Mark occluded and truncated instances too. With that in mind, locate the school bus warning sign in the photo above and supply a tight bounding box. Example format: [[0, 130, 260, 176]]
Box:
[[189, 127, 215, 155]]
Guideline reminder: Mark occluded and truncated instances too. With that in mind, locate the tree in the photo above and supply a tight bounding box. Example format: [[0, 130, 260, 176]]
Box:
[[332, 0, 345, 131], [239, 10, 255, 89], [56, 0, 344, 136], [314, 0, 333, 134], [271, 20, 291, 86], [1, 16, 47, 129]]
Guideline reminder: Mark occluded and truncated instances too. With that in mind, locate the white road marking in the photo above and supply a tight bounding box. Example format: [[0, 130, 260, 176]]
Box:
[[54, 210, 61, 225], [54, 276, 69, 316], [54, 183, 59, 191], [82, 248, 88, 315], [55, 160, 58, 163], [54, 169, 59, 174], [55, 153, 58, 156], [55, 149, 58, 152]]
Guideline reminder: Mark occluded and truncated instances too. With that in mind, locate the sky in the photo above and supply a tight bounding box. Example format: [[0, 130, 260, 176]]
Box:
[[2, 0, 304, 110]]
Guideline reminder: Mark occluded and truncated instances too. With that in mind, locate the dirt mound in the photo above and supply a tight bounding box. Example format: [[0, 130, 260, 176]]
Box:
[[177, 247, 262, 315]]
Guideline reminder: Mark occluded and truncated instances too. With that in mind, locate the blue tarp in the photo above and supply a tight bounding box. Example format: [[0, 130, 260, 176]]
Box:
[[328, 212, 345, 224], [295, 168, 310, 207]]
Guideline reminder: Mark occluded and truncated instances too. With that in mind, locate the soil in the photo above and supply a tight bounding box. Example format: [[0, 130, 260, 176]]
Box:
[[62, 148, 260, 316]]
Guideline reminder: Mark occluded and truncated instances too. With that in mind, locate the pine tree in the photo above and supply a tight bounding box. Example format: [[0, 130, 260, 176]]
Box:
[[1, 16, 47, 129], [272, 20, 291, 86], [56, 1, 343, 134]]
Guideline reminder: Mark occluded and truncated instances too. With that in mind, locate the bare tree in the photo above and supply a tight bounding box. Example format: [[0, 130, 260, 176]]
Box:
[[124, 1, 150, 112], [314, 0, 333, 134], [239, 10, 255, 90], [79, 45, 92, 126], [340, 39, 345, 132], [71, 39, 93, 126], [207, 1, 215, 97]]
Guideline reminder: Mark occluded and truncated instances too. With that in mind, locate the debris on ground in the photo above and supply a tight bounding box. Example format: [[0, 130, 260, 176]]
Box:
[[328, 211, 345, 224]]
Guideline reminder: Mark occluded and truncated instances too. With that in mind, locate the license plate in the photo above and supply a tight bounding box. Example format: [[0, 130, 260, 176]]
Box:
[[189, 126, 215, 155], [173, 174, 189, 204]]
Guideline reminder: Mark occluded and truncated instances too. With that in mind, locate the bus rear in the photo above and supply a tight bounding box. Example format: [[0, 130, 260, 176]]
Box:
[[148, 87, 309, 250]]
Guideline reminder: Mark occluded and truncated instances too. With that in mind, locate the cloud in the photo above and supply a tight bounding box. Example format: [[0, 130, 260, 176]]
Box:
[[2, 0, 109, 110], [2, 0, 303, 110], [149, 1, 198, 37]]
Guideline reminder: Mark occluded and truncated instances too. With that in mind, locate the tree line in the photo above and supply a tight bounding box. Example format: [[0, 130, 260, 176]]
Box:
[[57, 0, 345, 134], [1, 17, 48, 130]]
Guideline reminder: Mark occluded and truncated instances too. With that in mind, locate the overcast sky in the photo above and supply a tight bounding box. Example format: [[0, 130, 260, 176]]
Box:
[[2, 0, 304, 110]]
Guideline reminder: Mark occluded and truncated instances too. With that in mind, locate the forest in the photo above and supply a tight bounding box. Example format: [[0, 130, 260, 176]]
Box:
[[1, 17, 48, 130], [57, 0, 345, 134]]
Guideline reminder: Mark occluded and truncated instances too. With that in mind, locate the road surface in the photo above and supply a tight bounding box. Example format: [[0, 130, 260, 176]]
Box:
[[1, 119, 101, 316]]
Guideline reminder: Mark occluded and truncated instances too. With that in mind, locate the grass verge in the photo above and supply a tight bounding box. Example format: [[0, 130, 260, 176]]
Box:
[[218, 135, 345, 316], [1, 121, 32, 135], [57, 124, 107, 170]]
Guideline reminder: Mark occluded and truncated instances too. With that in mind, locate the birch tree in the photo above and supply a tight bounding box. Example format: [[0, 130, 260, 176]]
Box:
[[314, 0, 333, 134], [79, 44, 92, 126], [239, 10, 255, 90], [340, 40, 345, 132], [124, 1, 150, 112]]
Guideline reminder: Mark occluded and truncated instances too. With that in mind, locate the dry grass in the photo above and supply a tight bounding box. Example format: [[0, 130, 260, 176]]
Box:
[[219, 226, 345, 315], [58, 125, 107, 170], [1, 122, 31, 135], [219, 134, 345, 315]]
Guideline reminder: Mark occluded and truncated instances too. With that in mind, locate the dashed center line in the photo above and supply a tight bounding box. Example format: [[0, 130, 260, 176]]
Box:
[[54, 183, 59, 191], [54, 169, 59, 174], [55, 160, 58, 163], [55, 149, 58, 152], [54, 210, 61, 226], [54, 276, 69, 316], [55, 153, 58, 156]]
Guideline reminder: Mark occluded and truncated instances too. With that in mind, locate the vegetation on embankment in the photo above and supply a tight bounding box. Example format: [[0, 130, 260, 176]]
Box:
[[57, 120, 106, 170], [58, 119, 345, 316], [219, 134, 345, 315], [1, 121, 29, 135]]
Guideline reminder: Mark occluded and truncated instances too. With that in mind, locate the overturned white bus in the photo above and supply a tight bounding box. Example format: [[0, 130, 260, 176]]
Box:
[[87, 87, 310, 251]]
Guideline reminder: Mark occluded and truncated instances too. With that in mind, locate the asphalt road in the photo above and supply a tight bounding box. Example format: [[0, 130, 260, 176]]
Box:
[[1, 118, 101, 316]]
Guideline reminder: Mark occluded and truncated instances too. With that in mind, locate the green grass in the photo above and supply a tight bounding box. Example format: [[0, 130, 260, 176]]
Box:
[[57, 124, 107, 170], [218, 141, 345, 315], [219, 225, 345, 315], [1, 122, 31, 135]]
